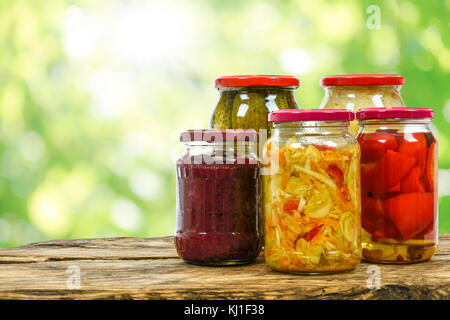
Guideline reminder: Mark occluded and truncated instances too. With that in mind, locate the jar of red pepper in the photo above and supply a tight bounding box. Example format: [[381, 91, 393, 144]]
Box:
[[175, 129, 262, 266], [356, 107, 438, 263]]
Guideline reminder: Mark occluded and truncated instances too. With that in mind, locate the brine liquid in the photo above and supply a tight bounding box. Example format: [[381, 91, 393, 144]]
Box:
[[175, 159, 262, 265]]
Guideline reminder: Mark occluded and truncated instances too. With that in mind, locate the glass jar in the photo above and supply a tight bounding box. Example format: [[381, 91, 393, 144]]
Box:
[[356, 107, 438, 264], [210, 75, 300, 150], [263, 109, 361, 274], [320, 74, 406, 136], [175, 129, 262, 266]]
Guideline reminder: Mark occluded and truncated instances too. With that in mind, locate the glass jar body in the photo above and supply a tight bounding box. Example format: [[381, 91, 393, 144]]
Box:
[[358, 119, 438, 263], [175, 141, 262, 266], [320, 85, 405, 136], [263, 122, 361, 274]]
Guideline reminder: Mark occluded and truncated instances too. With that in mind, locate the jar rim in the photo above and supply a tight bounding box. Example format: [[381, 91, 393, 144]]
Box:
[[356, 107, 434, 120], [215, 75, 300, 88], [269, 109, 354, 122], [320, 74, 405, 86]]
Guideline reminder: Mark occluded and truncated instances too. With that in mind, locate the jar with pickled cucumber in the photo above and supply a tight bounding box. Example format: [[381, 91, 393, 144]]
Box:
[[263, 109, 361, 274], [210, 75, 300, 152], [356, 107, 438, 264], [319, 74, 406, 136]]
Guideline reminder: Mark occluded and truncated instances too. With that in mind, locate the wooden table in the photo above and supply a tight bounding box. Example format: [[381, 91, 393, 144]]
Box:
[[0, 235, 448, 300]]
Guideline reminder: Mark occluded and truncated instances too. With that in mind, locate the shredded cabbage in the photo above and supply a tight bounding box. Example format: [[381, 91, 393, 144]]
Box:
[[263, 140, 361, 273]]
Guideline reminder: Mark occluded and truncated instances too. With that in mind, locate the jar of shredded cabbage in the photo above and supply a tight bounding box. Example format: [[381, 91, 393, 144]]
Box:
[[319, 74, 405, 136], [263, 109, 361, 274]]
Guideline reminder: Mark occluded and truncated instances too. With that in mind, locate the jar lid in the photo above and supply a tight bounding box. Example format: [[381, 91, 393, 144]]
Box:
[[320, 74, 405, 86], [269, 109, 355, 122], [180, 129, 257, 142], [356, 107, 434, 120], [215, 75, 300, 88]]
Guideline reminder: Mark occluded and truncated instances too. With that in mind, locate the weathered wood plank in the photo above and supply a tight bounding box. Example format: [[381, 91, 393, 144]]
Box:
[[0, 237, 178, 263], [0, 235, 448, 300]]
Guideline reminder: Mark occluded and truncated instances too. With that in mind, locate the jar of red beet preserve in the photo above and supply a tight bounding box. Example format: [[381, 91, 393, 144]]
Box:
[[356, 107, 438, 263], [175, 129, 262, 266]]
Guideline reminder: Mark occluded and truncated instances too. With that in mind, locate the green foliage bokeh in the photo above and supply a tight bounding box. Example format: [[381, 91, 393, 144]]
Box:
[[0, 0, 449, 247]]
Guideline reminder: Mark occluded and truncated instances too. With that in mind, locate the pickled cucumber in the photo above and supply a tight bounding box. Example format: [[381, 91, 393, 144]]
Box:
[[212, 88, 298, 131], [232, 92, 268, 131], [210, 92, 234, 129], [274, 91, 290, 109]]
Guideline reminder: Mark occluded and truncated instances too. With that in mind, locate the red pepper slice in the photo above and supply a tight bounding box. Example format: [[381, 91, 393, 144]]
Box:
[[388, 182, 401, 192], [398, 133, 427, 176], [360, 162, 377, 195], [362, 195, 401, 240], [358, 133, 398, 163], [283, 199, 299, 212], [401, 166, 424, 193], [372, 218, 401, 241], [362, 196, 381, 234], [424, 143, 436, 192], [361, 149, 416, 193], [415, 220, 436, 240], [361, 214, 376, 234], [313, 144, 336, 152], [326, 165, 344, 186], [383, 193, 434, 240], [369, 197, 388, 219], [303, 224, 323, 242]]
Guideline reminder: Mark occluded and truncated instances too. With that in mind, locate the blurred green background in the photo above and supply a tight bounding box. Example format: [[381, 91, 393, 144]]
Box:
[[0, 0, 449, 247]]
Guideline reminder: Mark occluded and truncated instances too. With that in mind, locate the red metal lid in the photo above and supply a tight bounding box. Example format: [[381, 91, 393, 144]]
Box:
[[356, 107, 434, 120], [269, 109, 355, 122], [215, 75, 300, 88], [180, 129, 257, 142], [320, 74, 405, 86]]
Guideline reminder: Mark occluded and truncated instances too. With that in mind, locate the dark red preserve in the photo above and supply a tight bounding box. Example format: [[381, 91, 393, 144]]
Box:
[[175, 129, 262, 265]]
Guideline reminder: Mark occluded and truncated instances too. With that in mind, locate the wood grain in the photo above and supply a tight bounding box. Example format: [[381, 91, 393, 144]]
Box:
[[0, 235, 448, 300]]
